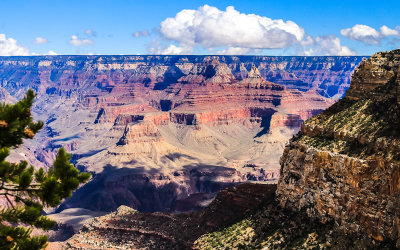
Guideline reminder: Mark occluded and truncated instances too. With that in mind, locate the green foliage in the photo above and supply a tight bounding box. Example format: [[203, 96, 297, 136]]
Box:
[[0, 90, 43, 148], [0, 224, 48, 250], [0, 90, 91, 249], [296, 91, 400, 161], [195, 217, 255, 249]]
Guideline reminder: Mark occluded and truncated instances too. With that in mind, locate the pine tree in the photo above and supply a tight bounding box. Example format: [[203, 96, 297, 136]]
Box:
[[0, 90, 91, 249]]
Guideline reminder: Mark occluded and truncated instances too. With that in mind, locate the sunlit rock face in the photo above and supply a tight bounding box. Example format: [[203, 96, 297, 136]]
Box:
[[277, 50, 400, 245], [0, 55, 362, 212]]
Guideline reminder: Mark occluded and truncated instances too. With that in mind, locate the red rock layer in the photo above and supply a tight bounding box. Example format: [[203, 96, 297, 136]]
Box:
[[0, 55, 351, 213]]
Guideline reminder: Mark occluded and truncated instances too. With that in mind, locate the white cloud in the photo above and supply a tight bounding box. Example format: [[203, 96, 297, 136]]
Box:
[[301, 35, 356, 56], [133, 30, 150, 38], [216, 47, 250, 55], [0, 34, 30, 56], [340, 25, 380, 45], [85, 29, 96, 36], [380, 25, 399, 36], [148, 39, 193, 55], [34, 37, 48, 44], [158, 5, 306, 53], [31, 50, 58, 56], [341, 24, 399, 45], [300, 35, 314, 46], [152, 5, 397, 55], [69, 35, 94, 46], [162, 44, 191, 54], [47, 50, 57, 55]]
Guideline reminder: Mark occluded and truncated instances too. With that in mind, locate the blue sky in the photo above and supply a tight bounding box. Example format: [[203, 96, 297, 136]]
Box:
[[0, 0, 398, 56]]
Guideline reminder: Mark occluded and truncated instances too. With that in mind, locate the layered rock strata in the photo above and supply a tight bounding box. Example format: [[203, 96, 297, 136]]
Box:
[[0, 55, 361, 212], [277, 50, 400, 245], [0, 55, 363, 98]]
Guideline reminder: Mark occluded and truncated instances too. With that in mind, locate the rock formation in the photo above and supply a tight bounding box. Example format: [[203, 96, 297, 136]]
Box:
[[277, 49, 400, 246], [51, 184, 277, 249], [53, 180, 396, 249], [0, 55, 362, 212]]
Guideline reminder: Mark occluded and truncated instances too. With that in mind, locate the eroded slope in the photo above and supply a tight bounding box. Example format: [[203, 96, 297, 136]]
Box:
[[277, 50, 400, 245]]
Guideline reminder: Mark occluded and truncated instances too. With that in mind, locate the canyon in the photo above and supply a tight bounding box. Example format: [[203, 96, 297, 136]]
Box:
[[54, 50, 400, 249], [0, 55, 363, 213]]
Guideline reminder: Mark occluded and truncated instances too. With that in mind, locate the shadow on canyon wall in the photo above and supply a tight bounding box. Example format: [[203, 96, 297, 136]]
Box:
[[65, 183, 278, 248], [57, 163, 243, 213]]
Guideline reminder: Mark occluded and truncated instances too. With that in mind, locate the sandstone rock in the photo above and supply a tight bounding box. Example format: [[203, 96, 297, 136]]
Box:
[[277, 49, 400, 244]]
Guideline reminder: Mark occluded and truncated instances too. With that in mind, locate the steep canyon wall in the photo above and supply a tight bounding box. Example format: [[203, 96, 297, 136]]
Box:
[[277, 50, 400, 245]]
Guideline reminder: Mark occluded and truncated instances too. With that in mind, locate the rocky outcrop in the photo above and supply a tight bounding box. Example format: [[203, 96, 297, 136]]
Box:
[[53, 181, 395, 249], [346, 51, 399, 100], [54, 183, 277, 249], [277, 50, 400, 246]]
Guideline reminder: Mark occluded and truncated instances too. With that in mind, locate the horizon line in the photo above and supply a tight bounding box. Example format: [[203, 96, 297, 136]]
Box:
[[0, 54, 370, 58]]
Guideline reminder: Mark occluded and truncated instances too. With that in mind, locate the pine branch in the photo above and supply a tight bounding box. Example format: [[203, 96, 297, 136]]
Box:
[[0, 90, 91, 249], [5, 194, 15, 210]]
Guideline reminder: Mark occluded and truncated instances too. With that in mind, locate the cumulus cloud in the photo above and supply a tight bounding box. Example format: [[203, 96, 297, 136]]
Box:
[[147, 39, 193, 55], [216, 47, 250, 55], [69, 35, 94, 46], [158, 5, 306, 53], [0, 34, 30, 56], [380, 25, 399, 36], [133, 30, 150, 38], [151, 5, 394, 55], [34, 37, 48, 44], [340, 25, 380, 44], [341, 24, 399, 45], [160, 44, 191, 54], [301, 35, 356, 56]]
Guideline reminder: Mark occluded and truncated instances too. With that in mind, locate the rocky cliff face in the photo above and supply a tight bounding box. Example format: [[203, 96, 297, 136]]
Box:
[[277, 50, 400, 246], [53, 181, 395, 249], [0, 55, 362, 212]]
